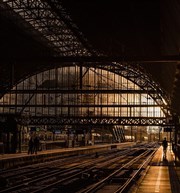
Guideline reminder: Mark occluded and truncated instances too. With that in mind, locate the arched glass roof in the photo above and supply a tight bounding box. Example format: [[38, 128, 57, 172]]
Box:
[[0, 65, 166, 120]]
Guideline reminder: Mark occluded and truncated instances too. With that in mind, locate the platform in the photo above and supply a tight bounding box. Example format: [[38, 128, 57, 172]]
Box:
[[0, 142, 135, 170], [133, 144, 180, 193]]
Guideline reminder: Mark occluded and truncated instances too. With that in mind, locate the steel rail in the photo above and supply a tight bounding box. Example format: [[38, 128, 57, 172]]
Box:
[[31, 148, 135, 193], [78, 149, 153, 193], [0, 148, 133, 193], [115, 147, 157, 193]]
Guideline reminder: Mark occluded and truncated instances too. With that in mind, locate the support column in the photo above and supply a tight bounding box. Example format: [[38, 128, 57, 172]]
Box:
[[131, 126, 133, 142]]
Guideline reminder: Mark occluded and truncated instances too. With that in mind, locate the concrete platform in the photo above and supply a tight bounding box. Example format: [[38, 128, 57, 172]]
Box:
[[0, 142, 135, 170], [134, 144, 180, 193]]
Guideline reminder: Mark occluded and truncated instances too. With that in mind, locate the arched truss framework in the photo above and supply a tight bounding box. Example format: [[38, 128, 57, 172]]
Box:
[[0, 0, 171, 113], [0, 62, 170, 126], [96, 62, 170, 116], [0, 0, 171, 127], [18, 61, 171, 115]]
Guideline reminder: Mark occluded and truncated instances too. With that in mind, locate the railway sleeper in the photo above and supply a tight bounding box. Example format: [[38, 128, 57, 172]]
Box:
[[57, 177, 95, 193], [81, 169, 105, 180]]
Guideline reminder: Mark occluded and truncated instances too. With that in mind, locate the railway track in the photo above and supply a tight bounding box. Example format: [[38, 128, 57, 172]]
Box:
[[78, 148, 156, 193], [0, 142, 159, 193]]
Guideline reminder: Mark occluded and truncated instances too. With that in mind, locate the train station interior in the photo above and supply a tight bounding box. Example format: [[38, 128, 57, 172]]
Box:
[[1, 1, 180, 192]]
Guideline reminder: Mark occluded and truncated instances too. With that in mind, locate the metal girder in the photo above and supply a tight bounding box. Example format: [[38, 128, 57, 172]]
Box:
[[0, 0, 172, 125], [0, 0, 173, 115], [44, 0, 97, 55], [5, 58, 168, 113], [94, 63, 170, 115], [1, 0, 92, 56], [18, 116, 167, 126], [0, 61, 170, 121]]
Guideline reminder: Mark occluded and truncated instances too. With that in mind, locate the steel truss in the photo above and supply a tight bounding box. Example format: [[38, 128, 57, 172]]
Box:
[[0, 63, 170, 127], [0, 1, 172, 128], [94, 63, 170, 116], [18, 116, 167, 126], [1, 0, 94, 56], [15, 62, 170, 113], [0, 0, 170, 114]]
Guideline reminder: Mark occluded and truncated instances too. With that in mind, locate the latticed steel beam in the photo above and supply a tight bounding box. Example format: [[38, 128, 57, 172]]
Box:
[[3, 59, 168, 114], [2, 61, 170, 117], [0, 0, 171, 119], [0, 0, 172, 113], [1, 0, 93, 56], [45, 0, 97, 55], [94, 63, 170, 116], [18, 116, 167, 126], [94, 62, 170, 117]]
